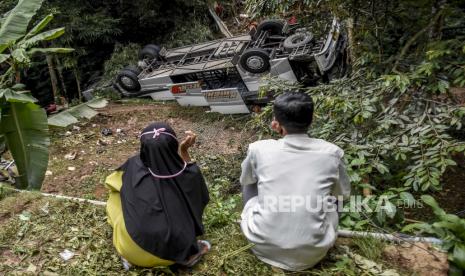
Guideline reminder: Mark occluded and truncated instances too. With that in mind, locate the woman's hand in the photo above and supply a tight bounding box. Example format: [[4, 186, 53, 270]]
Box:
[[179, 131, 196, 162], [180, 131, 196, 151]]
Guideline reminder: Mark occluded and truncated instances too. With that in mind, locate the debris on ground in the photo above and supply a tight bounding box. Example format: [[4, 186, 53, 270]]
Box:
[[41, 202, 50, 214], [26, 263, 37, 273], [97, 139, 108, 146], [19, 211, 31, 221], [59, 249, 75, 261], [340, 245, 400, 276], [101, 128, 113, 136], [64, 152, 77, 160]]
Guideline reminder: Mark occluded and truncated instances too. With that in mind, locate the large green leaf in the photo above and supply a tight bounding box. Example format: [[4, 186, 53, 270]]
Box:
[[48, 98, 109, 127], [0, 101, 49, 189], [0, 88, 37, 103], [421, 195, 447, 218], [0, 0, 44, 53], [22, 27, 65, 48], [401, 222, 430, 233], [399, 191, 415, 207], [452, 243, 465, 269]]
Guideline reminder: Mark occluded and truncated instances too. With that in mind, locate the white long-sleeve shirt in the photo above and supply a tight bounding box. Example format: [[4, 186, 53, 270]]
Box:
[[240, 134, 350, 271]]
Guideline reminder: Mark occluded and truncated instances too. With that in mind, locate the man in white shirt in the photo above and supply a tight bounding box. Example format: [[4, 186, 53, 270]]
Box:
[[240, 92, 350, 271]]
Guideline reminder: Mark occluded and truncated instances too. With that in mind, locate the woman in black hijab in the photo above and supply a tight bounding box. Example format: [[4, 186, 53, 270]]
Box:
[[105, 122, 210, 268]]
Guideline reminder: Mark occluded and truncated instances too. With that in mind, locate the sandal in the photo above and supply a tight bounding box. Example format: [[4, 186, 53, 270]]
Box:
[[182, 240, 211, 267]]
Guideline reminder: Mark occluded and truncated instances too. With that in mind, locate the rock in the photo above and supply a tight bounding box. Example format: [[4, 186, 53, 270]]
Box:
[[45, 170, 53, 176], [97, 139, 107, 146], [72, 125, 81, 131], [67, 166, 76, 171], [65, 131, 72, 136]]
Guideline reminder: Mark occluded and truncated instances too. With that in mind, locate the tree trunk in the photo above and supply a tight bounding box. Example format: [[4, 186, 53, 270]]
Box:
[[347, 18, 355, 65], [45, 54, 60, 101], [14, 68, 21, 84], [429, 0, 446, 40], [54, 56, 68, 100], [73, 67, 82, 101]]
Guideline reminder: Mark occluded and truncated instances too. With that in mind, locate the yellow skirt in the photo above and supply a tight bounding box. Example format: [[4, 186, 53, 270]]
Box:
[[105, 171, 175, 267]]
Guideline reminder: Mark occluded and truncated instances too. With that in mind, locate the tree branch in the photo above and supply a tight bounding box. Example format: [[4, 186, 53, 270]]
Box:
[[392, 9, 444, 73]]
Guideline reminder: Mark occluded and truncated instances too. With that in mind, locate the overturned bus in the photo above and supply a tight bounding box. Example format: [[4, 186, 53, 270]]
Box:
[[115, 18, 347, 114]]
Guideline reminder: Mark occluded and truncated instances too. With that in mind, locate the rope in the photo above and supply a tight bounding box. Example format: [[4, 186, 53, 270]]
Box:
[[0, 184, 106, 206], [0, 184, 445, 249]]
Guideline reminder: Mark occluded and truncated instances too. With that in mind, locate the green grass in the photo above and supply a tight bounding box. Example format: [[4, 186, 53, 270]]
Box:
[[352, 236, 386, 262], [0, 184, 406, 275]]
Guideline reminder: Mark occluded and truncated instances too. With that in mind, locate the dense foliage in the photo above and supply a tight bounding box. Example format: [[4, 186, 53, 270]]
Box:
[[0, 0, 213, 105], [403, 195, 465, 270], [246, 0, 465, 269], [247, 0, 465, 269]]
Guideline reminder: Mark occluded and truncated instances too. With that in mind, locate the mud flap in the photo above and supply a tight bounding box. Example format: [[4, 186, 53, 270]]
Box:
[[170, 81, 209, 107], [202, 88, 250, 114]]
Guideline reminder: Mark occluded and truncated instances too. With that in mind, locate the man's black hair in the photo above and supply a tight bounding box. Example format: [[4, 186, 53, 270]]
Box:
[[273, 92, 314, 134]]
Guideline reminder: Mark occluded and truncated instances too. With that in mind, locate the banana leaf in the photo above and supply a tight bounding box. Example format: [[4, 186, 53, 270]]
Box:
[[48, 98, 109, 127], [0, 96, 49, 190], [24, 14, 54, 38], [28, 48, 74, 55], [0, 88, 37, 103], [0, 0, 44, 53], [11, 48, 29, 64], [22, 27, 65, 48], [0, 53, 9, 64]]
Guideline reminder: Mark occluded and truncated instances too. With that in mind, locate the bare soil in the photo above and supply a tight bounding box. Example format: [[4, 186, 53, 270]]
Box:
[[42, 101, 255, 200], [384, 243, 449, 275]]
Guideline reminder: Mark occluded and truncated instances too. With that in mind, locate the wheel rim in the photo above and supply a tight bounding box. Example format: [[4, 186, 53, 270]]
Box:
[[246, 56, 265, 70], [292, 36, 305, 43], [121, 76, 135, 88]]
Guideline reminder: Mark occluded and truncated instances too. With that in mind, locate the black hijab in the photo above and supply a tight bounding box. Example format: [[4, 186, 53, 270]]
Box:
[[119, 122, 209, 262]]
